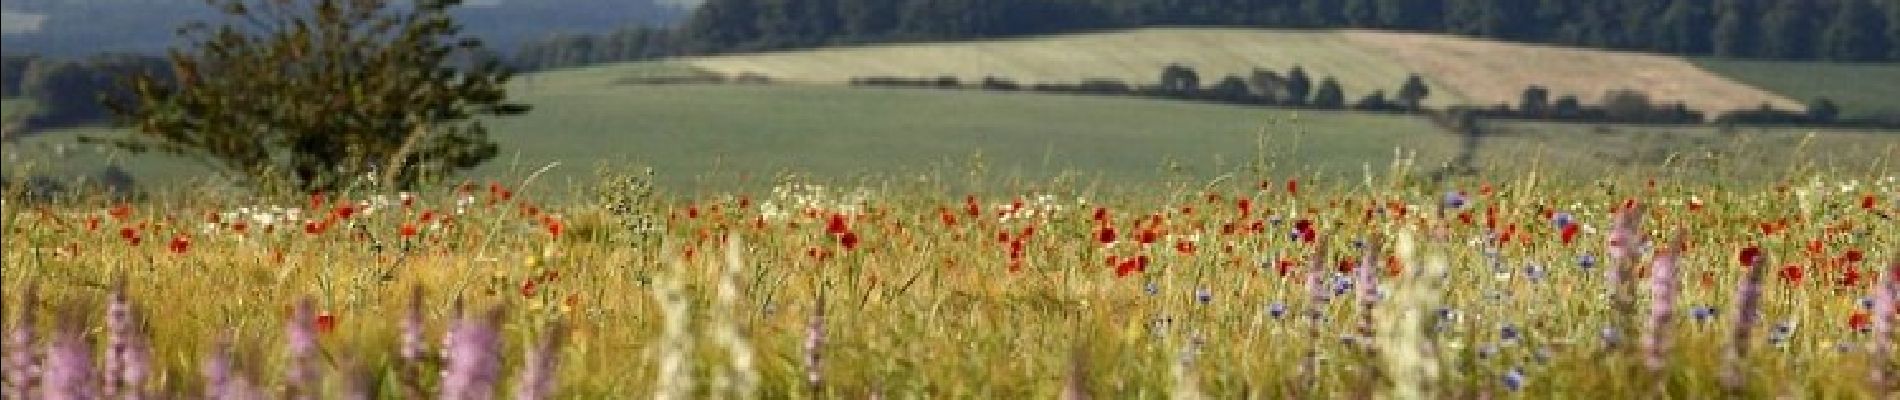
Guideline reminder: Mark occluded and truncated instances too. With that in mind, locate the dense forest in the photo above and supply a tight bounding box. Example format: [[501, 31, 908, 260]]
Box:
[[514, 0, 1900, 70]]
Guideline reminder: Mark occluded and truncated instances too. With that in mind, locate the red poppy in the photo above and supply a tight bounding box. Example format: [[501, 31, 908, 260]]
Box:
[[1096, 226, 1117, 245], [964, 195, 981, 217], [1276, 259, 1297, 277], [333, 205, 356, 220], [1286, 179, 1299, 196], [521, 279, 538, 298], [1137, 229, 1159, 245], [1777, 265, 1804, 284], [399, 223, 419, 238], [826, 214, 849, 236], [1849, 311, 1873, 332], [544, 217, 564, 238], [1115, 258, 1140, 277], [1865, 194, 1879, 210], [1739, 246, 1764, 267], [168, 235, 189, 254], [939, 208, 958, 226], [314, 314, 336, 334], [1236, 198, 1252, 218], [1840, 268, 1864, 287], [1844, 249, 1865, 263], [839, 231, 860, 251], [1174, 240, 1195, 255], [1294, 219, 1317, 243], [109, 204, 132, 221], [304, 221, 327, 235], [1560, 223, 1580, 245], [86, 216, 101, 231], [309, 192, 327, 210]]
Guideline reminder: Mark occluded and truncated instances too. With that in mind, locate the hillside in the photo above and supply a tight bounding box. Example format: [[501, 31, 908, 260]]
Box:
[[9, 61, 1895, 193], [1692, 59, 1900, 120], [680, 28, 1804, 114]]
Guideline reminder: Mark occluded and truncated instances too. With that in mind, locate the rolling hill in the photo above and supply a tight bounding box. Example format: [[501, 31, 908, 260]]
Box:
[[679, 28, 1806, 114]]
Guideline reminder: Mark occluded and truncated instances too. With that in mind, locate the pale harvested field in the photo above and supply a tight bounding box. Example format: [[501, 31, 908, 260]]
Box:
[[682, 28, 1800, 112]]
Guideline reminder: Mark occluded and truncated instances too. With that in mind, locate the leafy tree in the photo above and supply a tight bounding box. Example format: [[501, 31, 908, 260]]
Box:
[[1889, 0, 1900, 59], [1552, 95, 1584, 119], [1354, 90, 1393, 110], [1377, 0, 1443, 29], [1760, 0, 1820, 59], [1207, 75, 1251, 101], [1806, 97, 1840, 123], [1342, 0, 1378, 27], [1284, 66, 1313, 105], [1601, 89, 1655, 121], [681, 0, 762, 52], [1655, 0, 1713, 53], [1311, 77, 1346, 109], [1159, 64, 1200, 95], [20, 60, 101, 125], [104, 0, 530, 193], [1396, 74, 1431, 110], [1519, 85, 1551, 117], [1821, 0, 1890, 61], [1712, 0, 1760, 57]]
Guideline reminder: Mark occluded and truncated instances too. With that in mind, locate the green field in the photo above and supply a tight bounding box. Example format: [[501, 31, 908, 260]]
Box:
[[1693, 58, 1900, 120], [7, 58, 1898, 195]]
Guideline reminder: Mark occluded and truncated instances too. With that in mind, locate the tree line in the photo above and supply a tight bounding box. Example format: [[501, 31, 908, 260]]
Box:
[[512, 0, 1900, 71]]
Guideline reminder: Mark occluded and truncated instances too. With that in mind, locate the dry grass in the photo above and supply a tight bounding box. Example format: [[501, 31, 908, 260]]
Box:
[[681, 28, 1799, 113]]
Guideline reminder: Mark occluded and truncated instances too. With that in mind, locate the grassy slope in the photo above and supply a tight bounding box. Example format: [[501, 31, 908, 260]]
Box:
[[8, 60, 1894, 193], [1692, 59, 1900, 119], [5, 81, 1461, 192], [681, 28, 1802, 113]]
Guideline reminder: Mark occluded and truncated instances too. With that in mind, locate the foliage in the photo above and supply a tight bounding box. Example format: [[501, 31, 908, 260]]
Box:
[[101, 0, 530, 193]]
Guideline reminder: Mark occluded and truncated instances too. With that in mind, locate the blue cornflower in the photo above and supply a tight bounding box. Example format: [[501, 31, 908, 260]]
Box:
[[1144, 281, 1159, 296], [1578, 254, 1598, 268], [1445, 191, 1468, 209], [1267, 302, 1287, 319], [1525, 264, 1547, 283], [1691, 306, 1718, 323], [1862, 297, 1875, 309], [1195, 287, 1212, 305], [1503, 368, 1526, 391], [1500, 324, 1521, 341], [1552, 212, 1573, 228]]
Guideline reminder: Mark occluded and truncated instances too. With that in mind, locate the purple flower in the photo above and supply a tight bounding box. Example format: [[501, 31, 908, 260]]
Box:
[[514, 323, 565, 400], [1578, 254, 1597, 268], [440, 308, 502, 400], [1503, 368, 1526, 391], [1552, 212, 1573, 228], [1444, 191, 1468, 209], [42, 317, 94, 400], [286, 299, 320, 400], [1194, 287, 1212, 305], [4, 286, 38, 400], [1691, 307, 1718, 323], [1267, 303, 1287, 319], [1500, 324, 1521, 342]]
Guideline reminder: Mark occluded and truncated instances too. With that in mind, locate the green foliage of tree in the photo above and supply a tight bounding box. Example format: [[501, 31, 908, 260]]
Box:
[[1396, 74, 1430, 110], [1520, 85, 1551, 117], [1761, 0, 1820, 59], [1712, 0, 1760, 57], [1656, 0, 1714, 53], [1311, 77, 1345, 109], [1159, 64, 1200, 95], [102, 0, 529, 193], [1807, 97, 1840, 123], [1822, 0, 1891, 61], [1285, 66, 1312, 106]]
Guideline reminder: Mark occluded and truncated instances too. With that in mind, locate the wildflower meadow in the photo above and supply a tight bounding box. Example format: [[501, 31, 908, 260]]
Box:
[[2, 162, 1896, 398]]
